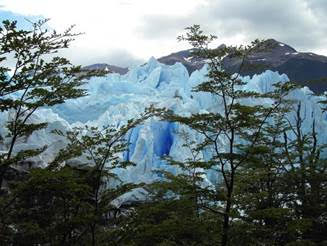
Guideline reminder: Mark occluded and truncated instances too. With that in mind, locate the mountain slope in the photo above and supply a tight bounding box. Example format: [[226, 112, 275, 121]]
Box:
[[157, 39, 327, 94], [83, 63, 128, 75]]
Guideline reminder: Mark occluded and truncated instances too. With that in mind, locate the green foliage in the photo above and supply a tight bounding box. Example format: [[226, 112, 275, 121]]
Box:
[[157, 25, 295, 246], [1, 20, 326, 246], [0, 19, 144, 245], [155, 25, 326, 245], [120, 186, 221, 246], [0, 19, 106, 190], [0, 115, 152, 245], [6, 166, 91, 245], [233, 99, 327, 245]]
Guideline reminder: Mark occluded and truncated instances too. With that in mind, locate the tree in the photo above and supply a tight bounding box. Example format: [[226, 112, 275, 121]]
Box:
[[157, 25, 293, 245], [279, 102, 327, 244], [0, 18, 107, 244], [6, 166, 91, 245], [231, 99, 327, 245], [121, 195, 219, 246], [231, 100, 299, 245], [0, 19, 104, 191], [53, 117, 151, 246], [116, 129, 222, 245], [1, 112, 152, 245]]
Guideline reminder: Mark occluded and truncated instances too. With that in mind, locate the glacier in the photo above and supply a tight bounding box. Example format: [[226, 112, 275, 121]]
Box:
[[1, 57, 327, 186]]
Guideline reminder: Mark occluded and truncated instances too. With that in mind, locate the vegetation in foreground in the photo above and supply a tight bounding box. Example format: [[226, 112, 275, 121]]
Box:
[[0, 20, 326, 245]]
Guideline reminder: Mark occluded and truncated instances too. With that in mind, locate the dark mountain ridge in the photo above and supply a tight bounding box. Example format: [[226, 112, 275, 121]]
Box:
[[224, 39, 327, 93], [83, 63, 128, 75], [157, 39, 327, 94]]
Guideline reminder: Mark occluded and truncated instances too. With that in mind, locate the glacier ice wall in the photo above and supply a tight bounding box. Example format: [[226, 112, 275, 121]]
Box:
[[1, 57, 327, 184]]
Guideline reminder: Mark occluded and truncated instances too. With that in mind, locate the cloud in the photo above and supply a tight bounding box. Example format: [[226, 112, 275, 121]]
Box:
[[139, 0, 327, 55], [0, 10, 144, 67], [88, 49, 145, 68], [138, 15, 188, 40], [57, 46, 146, 67], [1, 0, 326, 68], [203, 0, 326, 50]]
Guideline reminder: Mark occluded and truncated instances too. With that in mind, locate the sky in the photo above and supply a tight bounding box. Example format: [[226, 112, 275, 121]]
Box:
[[1, 0, 326, 68]]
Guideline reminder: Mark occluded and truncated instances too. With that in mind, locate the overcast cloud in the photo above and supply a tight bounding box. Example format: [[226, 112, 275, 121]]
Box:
[[140, 0, 327, 54], [0, 0, 326, 67]]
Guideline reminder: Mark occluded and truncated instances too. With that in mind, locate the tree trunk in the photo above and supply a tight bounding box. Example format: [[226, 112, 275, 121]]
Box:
[[221, 193, 232, 246]]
